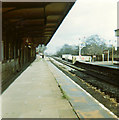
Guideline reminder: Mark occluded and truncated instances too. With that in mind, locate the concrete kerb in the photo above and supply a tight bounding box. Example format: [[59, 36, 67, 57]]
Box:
[[56, 82, 79, 119], [46, 60, 68, 99], [47, 59, 80, 119]]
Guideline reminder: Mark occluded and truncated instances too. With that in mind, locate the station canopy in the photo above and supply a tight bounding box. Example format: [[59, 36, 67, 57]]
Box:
[[2, 1, 75, 47]]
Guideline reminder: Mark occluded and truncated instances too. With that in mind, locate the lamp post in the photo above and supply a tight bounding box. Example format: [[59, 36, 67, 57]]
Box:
[[111, 39, 117, 64], [110, 40, 117, 64], [79, 38, 81, 56], [109, 40, 114, 64]]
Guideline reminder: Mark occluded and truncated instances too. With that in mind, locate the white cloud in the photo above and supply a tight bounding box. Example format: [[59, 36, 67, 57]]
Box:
[[45, 0, 117, 54]]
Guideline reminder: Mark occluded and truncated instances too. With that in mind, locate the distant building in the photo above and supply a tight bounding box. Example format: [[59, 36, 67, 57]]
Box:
[[115, 2, 119, 47], [115, 29, 119, 47], [115, 29, 119, 37], [115, 30, 119, 49]]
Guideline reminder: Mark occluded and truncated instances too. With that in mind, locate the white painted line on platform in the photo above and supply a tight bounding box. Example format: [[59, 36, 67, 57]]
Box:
[[66, 74, 118, 118]]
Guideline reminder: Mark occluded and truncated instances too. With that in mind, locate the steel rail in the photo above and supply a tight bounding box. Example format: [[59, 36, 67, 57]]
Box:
[[52, 57, 119, 87]]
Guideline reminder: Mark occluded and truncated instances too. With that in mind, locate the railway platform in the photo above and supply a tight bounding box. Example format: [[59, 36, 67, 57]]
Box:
[[1, 57, 118, 119], [91, 61, 119, 68], [1, 57, 77, 118]]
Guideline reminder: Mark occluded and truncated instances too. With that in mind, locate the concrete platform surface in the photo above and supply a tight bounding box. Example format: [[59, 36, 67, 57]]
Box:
[[1, 58, 77, 118]]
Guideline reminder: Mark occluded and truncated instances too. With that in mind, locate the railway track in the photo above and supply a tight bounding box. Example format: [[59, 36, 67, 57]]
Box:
[[53, 57, 119, 87], [49, 57, 119, 117], [50, 57, 119, 101]]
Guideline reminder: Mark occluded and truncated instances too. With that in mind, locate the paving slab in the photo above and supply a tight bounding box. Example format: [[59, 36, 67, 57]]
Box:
[[1, 58, 77, 118]]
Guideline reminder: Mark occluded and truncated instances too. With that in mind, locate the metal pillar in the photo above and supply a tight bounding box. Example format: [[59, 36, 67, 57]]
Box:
[[112, 45, 114, 64], [102, 54, 104, 61], [107, 50, 109, 61]]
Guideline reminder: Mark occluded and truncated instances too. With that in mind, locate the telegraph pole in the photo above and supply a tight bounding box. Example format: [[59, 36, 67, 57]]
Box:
[[79, 37, 85, 56]]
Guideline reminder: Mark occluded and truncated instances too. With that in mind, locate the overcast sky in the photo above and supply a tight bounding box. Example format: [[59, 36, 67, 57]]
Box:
[[45, 0, 118, 55]]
